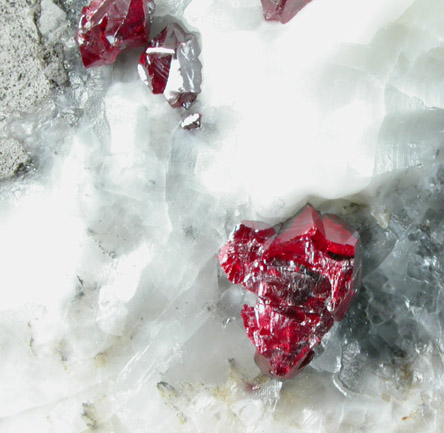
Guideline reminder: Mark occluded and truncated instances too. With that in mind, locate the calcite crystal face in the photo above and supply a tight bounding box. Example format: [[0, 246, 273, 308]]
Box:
[[75, 0, 155, 67], [138, 23, 202, 109], [261, 0, 313, 24], [219, 204, 360, 378]]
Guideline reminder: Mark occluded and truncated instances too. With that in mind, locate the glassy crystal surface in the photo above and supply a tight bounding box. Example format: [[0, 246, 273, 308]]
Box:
[[138, 23, 202, 109], [75, 0, 155, 67], [261, 0, 313, 23], [219, 204, 360, 378], [180, 113, 202, 130]]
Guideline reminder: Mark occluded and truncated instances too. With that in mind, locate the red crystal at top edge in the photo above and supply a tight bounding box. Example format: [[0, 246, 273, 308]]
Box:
[[218, 204, 360, 379], [75, 0, 155, 68], [261, 0, 313, 24]]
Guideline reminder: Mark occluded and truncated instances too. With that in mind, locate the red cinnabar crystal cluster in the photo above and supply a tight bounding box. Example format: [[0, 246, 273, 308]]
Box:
[[261, 0, 313, 24], [138, 23, 202, 109], [219, 204, 360, 378], [75, 1, 202, 110], [75, 0, 155, 67]]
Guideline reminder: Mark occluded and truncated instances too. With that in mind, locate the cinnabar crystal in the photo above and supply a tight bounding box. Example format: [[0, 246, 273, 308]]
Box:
[[138, 23, 202, 109], [75, 0, 155, 68], [261, 0, 313, 24], [219, 204, 360, 378]]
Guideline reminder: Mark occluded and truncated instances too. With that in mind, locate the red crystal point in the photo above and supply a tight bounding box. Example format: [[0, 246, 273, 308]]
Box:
[[138, 23, 202, 109], [266, 204, 327, 262], [219, 204, 360, 378], [322, 214, 358, 257], [75, 0, 155, 68], [261, 0, 313, 24]]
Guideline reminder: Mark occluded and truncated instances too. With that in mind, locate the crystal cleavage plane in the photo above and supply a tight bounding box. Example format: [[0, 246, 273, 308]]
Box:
[[138, 23, 202, 109], [219, 204, 360, 378]]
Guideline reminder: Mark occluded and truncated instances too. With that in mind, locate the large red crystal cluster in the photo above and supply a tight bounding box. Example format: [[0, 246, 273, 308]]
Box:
[[75, 0, 155, 67], [261, 0, 313, 24], [138, 24, 202, 109], [219, 204, 360, 378]]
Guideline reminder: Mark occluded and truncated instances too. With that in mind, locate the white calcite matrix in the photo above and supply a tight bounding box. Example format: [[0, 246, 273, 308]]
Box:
[[1, 0, 444, 432]]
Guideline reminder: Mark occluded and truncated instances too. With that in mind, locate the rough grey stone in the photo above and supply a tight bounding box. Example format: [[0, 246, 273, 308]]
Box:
[[0, 0, 51, 120], [0, 138, 30, 179], [0, 0, 69, 177]]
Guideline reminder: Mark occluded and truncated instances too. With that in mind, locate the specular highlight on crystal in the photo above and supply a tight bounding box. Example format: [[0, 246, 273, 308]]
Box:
[[180, 113, 202, 130], [75, 0, 155, 68], [219, 204, 360, 378]]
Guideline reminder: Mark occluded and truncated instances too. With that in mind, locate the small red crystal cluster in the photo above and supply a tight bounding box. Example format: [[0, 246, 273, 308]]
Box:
[[75, 0, 202, 111], [75, 0, 312, 69], [138, 24, 202, 109], [75, 0, 307, 108], [219, 204, 360, 378], [75, 0, 155, 67], [261, 0, 313, 23]]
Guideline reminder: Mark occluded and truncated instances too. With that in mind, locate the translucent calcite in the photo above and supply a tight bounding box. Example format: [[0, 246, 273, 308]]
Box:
[[75, 0, 155, 67], [138, 23, 202, 109], [219, 204, 360, 378], [261, 0, 313, 24]]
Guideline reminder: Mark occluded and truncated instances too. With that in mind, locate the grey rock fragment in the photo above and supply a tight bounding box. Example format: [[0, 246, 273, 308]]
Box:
[[0, 0, 52, 119], [0, 138, 30, 179], [35, 0, 69, 88], [0, 0, 69, 176]]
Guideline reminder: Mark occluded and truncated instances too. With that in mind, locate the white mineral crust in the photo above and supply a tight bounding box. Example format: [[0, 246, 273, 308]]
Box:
[[1, 0, 444, 432]]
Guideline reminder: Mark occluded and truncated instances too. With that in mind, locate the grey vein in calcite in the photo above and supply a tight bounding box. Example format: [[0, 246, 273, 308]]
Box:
[[312, 158, 444, 398]]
